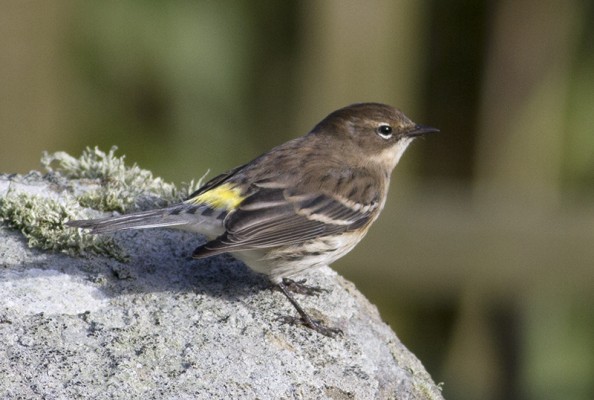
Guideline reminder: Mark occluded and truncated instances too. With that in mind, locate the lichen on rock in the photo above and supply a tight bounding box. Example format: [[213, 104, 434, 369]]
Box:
[[0, 147, 201, 261]]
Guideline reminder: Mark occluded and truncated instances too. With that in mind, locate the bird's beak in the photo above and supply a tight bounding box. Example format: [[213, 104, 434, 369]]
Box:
[[405, 124, 440, 138]]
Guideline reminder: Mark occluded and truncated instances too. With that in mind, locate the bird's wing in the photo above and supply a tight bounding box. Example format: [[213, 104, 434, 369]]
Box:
[[192, 182, 380, 258]]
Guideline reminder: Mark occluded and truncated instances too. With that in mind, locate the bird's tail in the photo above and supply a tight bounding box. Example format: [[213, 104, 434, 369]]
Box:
[[66, 204, 203, 234]]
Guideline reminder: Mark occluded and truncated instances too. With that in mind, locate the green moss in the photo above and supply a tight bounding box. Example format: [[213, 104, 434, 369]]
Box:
[[0, 146, 203, 260]]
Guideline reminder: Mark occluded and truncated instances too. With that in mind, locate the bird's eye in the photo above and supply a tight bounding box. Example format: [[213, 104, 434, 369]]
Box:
[[377, 124, 393, 139]]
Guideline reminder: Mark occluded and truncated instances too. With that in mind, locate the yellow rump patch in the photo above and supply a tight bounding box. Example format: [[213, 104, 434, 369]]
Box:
[[185, 183, 245, 210]]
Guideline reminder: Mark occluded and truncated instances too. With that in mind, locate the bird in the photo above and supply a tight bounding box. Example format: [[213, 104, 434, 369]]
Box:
[[67, 102, 438, 336]]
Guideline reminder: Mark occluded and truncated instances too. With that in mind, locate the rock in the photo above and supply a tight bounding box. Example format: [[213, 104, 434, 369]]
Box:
[[0, 165, 444, 399]]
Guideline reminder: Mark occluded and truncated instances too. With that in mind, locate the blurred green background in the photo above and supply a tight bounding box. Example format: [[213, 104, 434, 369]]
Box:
[[2, 1, 594, 399]]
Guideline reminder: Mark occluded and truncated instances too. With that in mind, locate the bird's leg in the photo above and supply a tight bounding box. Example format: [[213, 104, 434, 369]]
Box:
[[280, 277, 328, 296], [277, 280, 342, 338]]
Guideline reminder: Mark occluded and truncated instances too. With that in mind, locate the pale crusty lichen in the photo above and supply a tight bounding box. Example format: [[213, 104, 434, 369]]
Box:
[[42, 146, 200, 213], [0, 147, 202, 260], [0, 191, 128, 261]]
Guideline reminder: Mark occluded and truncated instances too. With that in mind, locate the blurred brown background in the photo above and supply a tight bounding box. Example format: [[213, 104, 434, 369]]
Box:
[[2, 1, 594, 399]]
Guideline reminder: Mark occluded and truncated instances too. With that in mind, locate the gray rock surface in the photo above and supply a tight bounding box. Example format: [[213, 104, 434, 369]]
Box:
[[0, 172, 444, 400]]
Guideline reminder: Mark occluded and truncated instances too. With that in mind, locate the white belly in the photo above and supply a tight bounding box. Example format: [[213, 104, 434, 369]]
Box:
[[231, 232, 364, 283]]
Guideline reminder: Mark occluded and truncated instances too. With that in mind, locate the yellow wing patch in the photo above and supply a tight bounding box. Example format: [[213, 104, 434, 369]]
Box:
[[185, 183, 245, 210]]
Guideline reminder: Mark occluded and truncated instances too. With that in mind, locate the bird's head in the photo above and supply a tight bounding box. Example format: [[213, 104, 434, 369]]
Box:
[[311, 102, 438, 171]]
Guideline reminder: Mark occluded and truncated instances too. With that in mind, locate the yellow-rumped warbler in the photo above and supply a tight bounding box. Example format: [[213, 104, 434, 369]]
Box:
[[68, 103, 438, 336]]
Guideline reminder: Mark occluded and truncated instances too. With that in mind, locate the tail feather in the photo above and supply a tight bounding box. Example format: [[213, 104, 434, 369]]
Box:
[[67, 205, 193, 234]]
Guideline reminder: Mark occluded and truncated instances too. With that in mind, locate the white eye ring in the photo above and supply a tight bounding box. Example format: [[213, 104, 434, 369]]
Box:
[[377, 124, 393, 139]]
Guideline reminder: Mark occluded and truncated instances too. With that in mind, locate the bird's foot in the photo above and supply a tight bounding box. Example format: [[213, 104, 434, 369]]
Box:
[[280, 278, 328, 296], [278, 315, 343, 338], [276, 280, 342, 338]]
